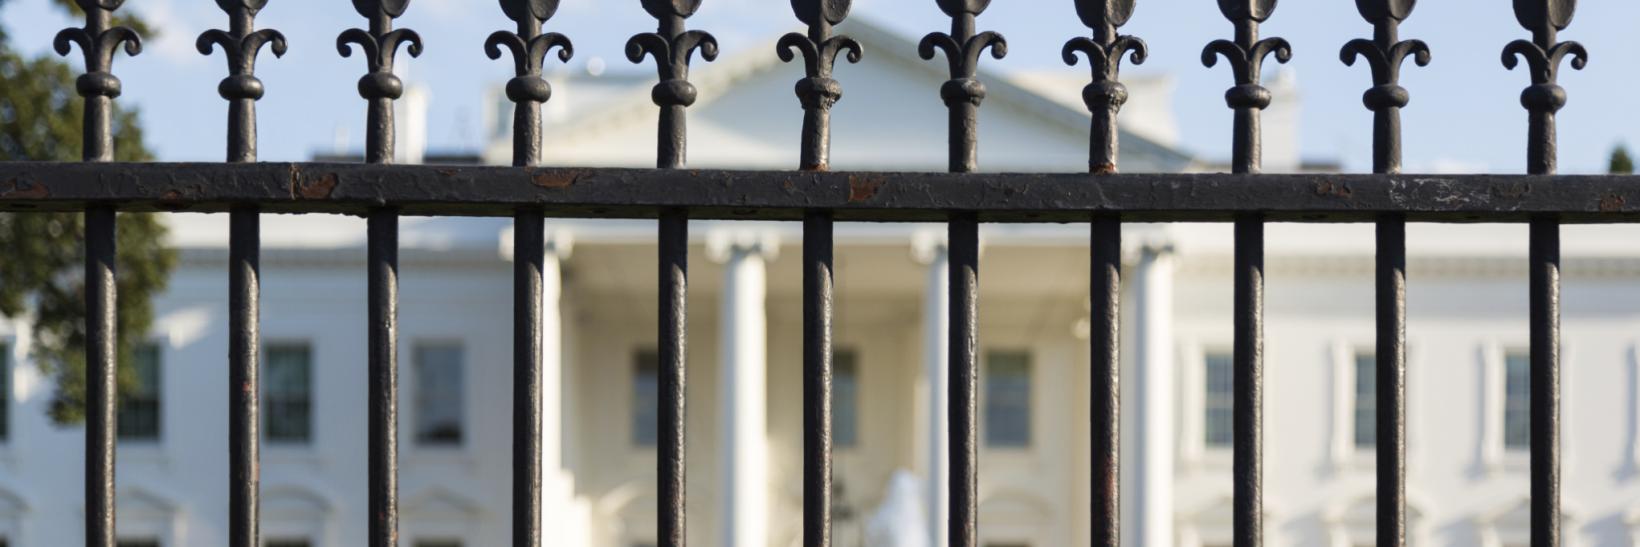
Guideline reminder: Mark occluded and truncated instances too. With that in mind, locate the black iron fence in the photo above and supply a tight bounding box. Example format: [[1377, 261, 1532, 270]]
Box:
[[0, 0, 1613, 545]]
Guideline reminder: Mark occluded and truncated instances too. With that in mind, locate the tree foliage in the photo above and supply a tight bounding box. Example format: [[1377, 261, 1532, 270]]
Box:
[[0, 2, 175, 423], [1611, 144, 1634, 175]]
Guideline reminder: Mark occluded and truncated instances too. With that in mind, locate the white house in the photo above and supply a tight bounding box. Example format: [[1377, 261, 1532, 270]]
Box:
[[3, 19, 1640, 547]]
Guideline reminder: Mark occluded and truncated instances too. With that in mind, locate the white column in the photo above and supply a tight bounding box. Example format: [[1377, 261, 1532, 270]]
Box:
[[1133, 236, 1175, 547], [711, 230, 778, 547], [913, 229, 949, 547], [539, 230, 589, 546]]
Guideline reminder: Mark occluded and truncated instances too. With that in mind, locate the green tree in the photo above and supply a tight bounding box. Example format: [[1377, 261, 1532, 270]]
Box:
[[1611, 144, 1634, 175], [0, 0, 175, 423]]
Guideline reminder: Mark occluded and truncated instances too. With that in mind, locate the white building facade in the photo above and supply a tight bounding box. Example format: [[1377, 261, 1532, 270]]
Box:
[[2, 20, 1640, 547]]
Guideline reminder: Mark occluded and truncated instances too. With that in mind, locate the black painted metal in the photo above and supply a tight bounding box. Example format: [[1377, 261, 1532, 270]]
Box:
[[82, 206, 117, 547], [1069, 0, 1140, 541], [488, 1, 570, 545], [13, 1, 1622, 544], [53, 2, 139, 545], [657, 209, 689, 547], [1205, 2, 1285, 544], [1505, 1, 1581, 544], [14, 166, 1640, 221], [781, 0, 860, 173], [365, 210, 399, 547], [199, 3, 282, 546], [630, 3, 712, 543], [1374, 216, 1406, 547], [921, 3, 1002, 545], [512, 211, 544, 547], [802, 209, 834, 547], [782, 3, 855, 545], [488, 0, 572, 169], [947, 212, 979, 547], [1089, 216, 1121, 547], [1230, 216, 1264, 547], [1342, 1, 1423, 544], [1529, 217, 1560, 547], [629, 0, 717, 171], [1065, 0, 1146, 175], [339, 1, 416, 546], [920, 0, 1005, 175]]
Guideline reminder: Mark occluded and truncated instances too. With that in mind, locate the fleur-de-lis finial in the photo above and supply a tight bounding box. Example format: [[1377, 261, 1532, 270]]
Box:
[[779, 0, 862, 171], [1063, 0, 1147, 174], [487, 0, 573, 166], [628, 0, 717, 169], [197, 0, 287, 163], [1340, 0, 1428, 174], [1202, 0, 1290, 174], [337, 0, 423, 164], [1504, 0, 1585, 175], [919, 0, 1005, 173], [54, 0, 142, 162]]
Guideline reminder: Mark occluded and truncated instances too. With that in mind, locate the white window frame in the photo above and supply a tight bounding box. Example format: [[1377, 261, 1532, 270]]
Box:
[[404, 341, 472, 469], [259, 485, 336, 547], [401, 487, 482, 547], [1322, 492, 1429, 547], [1179, 340, 1233, 472], [980, 349, 1034, 451], [1478, 340, 1571, 476], [261, 336, 324, 468], [106, 485, 183, 547], [1327, 339, 1422, 473], [117, 339, 169, 465], [1474, 496, 1577, 547], [261, 340, 316, 447], [1177, 494, 1281, 547]]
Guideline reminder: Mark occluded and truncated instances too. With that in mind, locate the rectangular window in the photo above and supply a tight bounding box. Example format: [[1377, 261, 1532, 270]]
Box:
[[984, 351, 1031, 448], [414, 540, 461, 547], [0, 342, 9, 442], [117, 343, 162, 441], [1504, 350, 1531, 450], [1204, 352, 1234, 448], [264, 343, 313, 443], [834, 349, 860, 448], [414, 343, 465, 446], [633, 349, 659, 447], [1353, 352, 1376, 448]]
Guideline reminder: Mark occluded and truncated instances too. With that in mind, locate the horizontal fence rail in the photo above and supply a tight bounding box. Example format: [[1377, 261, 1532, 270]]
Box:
[[0, 0, 1605, 543], [2, 166, 1639, 221]]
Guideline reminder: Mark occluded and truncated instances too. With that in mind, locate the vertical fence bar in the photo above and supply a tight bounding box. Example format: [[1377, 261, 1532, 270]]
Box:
[[338, 4, 421, 547], [779, 2, 859, 545], [1230, 217, 1263, 547], [1203, 2, 1288, 545], [657, 210, 689, 546], [1374, 218, 1407, 545], [1065, 0, 1144, 543], [199, 4, 284, 547], [1341, 2, 1425, 545], [920, 2, 1005, 545], [1503, 3, 1584, 544], [629, 2, 715, 543], [486, 2, 572, 546], [512, 213, 545, 547], [53, 2, 141, 545], [801, 211, 834, 547], [947, 212, 980, 547], [1088, 217, 1121, 546]]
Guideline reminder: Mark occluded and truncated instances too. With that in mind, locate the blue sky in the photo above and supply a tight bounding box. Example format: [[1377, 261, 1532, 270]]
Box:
[[3, 0, 1637, 173]]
